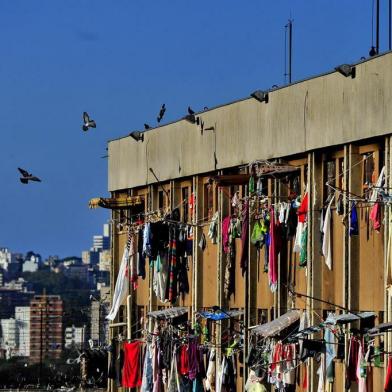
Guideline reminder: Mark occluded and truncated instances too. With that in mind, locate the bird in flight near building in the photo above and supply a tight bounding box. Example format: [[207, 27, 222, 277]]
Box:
[[82, 112, 96, 131], [18, 168, 41, 184]]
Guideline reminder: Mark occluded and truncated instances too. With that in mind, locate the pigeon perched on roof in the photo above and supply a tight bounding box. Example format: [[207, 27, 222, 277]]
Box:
[[144, 123, 151, 130], [18, 168, 41, 184], [188, 106, 195, 115], [157, 104, 166, 123], [82, 112, 96, 132]]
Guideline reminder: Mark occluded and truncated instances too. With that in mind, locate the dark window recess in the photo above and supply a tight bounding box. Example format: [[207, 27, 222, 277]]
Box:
[[303, 164, 308, 189], [182, 187, 189, 223], [363, 154, 375, 187], [257, 309, 268, 325], [158, 190, 164, 210], [204, 183, 214, 220], [289, 175, 300, 198], [324, 160, 336, 201]]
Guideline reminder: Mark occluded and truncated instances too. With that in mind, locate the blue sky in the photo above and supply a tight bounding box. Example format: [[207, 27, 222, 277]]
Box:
[[0, 1, 389, 258]]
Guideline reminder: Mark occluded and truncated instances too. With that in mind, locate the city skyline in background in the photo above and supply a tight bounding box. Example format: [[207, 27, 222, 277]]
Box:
[[1, 1, 391, 257]]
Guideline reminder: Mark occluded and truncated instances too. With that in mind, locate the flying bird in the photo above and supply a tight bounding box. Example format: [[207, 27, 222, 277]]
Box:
[[157, 104, 166, 123], [144, 123, 151, 130], [18, 168, 41, 184], [82, 112, 96, 131], [188, 106, 195, 115]]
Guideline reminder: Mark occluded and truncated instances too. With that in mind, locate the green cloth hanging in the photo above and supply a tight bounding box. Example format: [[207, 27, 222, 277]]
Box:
[[249, 176, 255, 194], [299, 223, 307, 267]]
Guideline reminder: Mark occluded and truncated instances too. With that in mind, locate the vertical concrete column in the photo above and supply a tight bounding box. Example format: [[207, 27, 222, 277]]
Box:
[[386, 137, 392, 355], [246, 193, 258, 385], [216, 179, 224, 382], [309, 151, 323, 392], [306, 153, 314, 392], [108, 204, 116, 392], [192, 176, 202, 323], [148, 184, 155, 331], [348, 144, 361, 313]]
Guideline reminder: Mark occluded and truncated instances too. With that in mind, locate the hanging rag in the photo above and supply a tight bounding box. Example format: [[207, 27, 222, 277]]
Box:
[[141, 344, 153, 392], [316, 353, 325, 392], [346, 337, 360, 389], [268, 207, 278, 292], [222, 216, 231, 254], [188, 339, 200, 381], [129, 235, 138, 290], [143, 222, 152, 257], [322, 196, 335, 270], [153, 254, 168, 303], [208, 211, 219, 244], [325, 327, 336, 383], [166, 226, 178, 303], [179, 344, 189, 376], [198, 232, 207, 251], [122, 341, 142, 388], [297, 192, 309, 223], [249, 176, 255, 193], [369, 166, 385, 202], [387, 227, 392, 293], [167, 348, 182, 392], [369, 201, 382, 232], [205, 349, 216, 391], [350, 202, 359, 236], [137, 227, 146, 279], [223, 216, 235, 299], [240, 200, 249, 275], [356, 343, 367, 392], [384, 356, 392, 392], [299, 222, 308, 267], [106, 246, 129, 321]]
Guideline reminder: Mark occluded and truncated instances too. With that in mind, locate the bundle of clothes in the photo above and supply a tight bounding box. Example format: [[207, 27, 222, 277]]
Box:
[[108, 323, 239, 392]]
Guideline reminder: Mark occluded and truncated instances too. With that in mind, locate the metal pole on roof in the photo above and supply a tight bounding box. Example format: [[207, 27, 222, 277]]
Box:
[[376, 0, 380, 54], [288, 19, 293, 83], [389, 0, 391, 50]]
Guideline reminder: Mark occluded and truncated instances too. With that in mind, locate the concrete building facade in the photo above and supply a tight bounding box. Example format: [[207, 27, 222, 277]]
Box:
[[0, 318, 17, 355], [105, 52, 392, 390], [64, 325, 86, 349], [29, 295, 63, 363], [15, 306, 30, 357]]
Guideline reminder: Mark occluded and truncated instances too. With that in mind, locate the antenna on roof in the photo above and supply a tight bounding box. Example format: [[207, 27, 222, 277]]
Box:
[[369, 0, 380, 56], [389, 0, 391, 50], [284, 19, 293, 84]]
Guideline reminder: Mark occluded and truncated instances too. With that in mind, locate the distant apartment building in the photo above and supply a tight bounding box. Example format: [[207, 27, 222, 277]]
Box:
[[0, 287, 34, 319], [30, 295, 63, 363], [64, 325, 86, 349], [82, 250, 100, 266], [15, 306, 30, 357], [93, 235, 110, 251], [0, 318, 17, 351], [90, 286, 110, 346], [3, 277, 31, 291], [98, 250, 111, 272], [22, 254, 41, 273], [63, 263, 90, 283]]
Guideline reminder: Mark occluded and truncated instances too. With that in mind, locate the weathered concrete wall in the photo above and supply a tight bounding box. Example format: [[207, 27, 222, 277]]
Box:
[[109, 52, 392, 191]]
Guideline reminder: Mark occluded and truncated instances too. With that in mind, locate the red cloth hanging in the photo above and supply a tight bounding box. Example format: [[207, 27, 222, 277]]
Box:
[[297, 192, 309, 223], [122, 341, 142, 388], [302, 365, 308, 389], [179, 344, 189, 376], [385, 356, 392, 392], [369, 202, 382, 232]]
